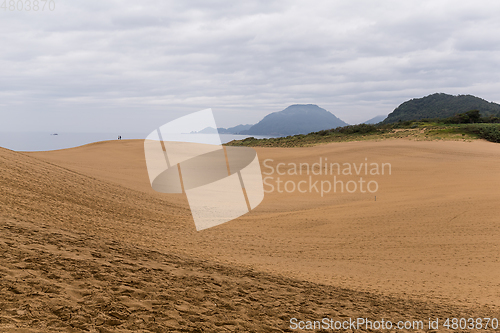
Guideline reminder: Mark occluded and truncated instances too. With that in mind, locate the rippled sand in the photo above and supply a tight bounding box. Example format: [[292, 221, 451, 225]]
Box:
[[1, 139, 498, 331]]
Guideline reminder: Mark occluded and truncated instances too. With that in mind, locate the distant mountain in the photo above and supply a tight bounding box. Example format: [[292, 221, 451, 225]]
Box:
[[191, 127, 218, 134], [240, 104, 348, 136], [190, 124, 253, 135], [384, 93, 500, 123], [363, 115, 387, 124], [217, 124, 253, 134]]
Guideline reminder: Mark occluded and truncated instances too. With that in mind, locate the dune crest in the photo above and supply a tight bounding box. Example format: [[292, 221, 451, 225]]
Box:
[[1, 140, 499, 330]]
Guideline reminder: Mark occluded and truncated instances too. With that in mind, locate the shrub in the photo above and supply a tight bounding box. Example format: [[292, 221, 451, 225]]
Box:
[[464, 124, 500, 143]]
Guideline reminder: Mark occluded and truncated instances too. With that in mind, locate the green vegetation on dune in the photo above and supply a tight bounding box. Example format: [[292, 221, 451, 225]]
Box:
[[226, 112, 500, 147], [463, 123, 500, 143]]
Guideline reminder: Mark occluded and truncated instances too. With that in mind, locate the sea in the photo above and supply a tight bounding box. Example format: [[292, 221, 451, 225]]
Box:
[[0, 132, 270, 152]]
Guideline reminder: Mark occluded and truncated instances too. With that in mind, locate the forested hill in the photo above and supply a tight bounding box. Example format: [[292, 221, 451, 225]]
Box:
[[384, 93, 500, 123]]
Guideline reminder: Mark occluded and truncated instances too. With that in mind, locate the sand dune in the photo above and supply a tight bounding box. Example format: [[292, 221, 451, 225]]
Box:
[[1, 139, 499, 331], [1, 217, 492, 332], [29, 140, 500, 305]]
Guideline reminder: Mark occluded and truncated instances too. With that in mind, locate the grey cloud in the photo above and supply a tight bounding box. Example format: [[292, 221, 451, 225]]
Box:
[[1, 0, 500, 131]]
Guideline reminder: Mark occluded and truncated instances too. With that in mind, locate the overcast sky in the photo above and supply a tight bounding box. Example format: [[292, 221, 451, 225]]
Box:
[[2, 0, 500, 133]]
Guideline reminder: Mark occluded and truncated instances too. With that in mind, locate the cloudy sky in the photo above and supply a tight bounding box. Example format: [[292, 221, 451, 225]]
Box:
[[2, 0, 500, 133]]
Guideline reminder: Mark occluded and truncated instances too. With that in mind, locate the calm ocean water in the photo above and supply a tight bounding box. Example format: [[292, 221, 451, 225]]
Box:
[[0, 132, 269, 152]]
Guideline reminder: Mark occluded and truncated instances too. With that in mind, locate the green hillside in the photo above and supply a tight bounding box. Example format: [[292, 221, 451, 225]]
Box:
[[384, 93, 500, 123], [226, 111, 500, 147]]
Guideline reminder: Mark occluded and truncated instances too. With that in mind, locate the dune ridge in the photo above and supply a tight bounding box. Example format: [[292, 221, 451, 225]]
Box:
[[1, 140, 500, 331]]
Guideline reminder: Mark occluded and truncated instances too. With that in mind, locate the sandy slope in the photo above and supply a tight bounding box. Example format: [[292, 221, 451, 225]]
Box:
[[29, 140, 500, 306], [1, 218, 492, 332], [1, 139, 499, 331]]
